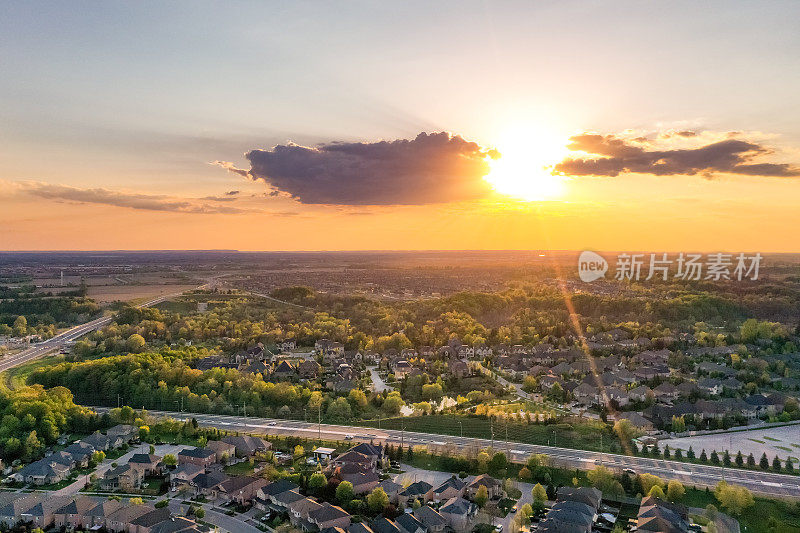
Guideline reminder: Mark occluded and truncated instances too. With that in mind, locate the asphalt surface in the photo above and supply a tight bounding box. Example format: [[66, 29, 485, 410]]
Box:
[[0, 290, 193, 373], [107, 408, 800, 499]]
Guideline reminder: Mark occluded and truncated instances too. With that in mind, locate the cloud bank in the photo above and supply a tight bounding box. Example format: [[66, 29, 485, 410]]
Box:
[[19, 182, 249, 214], [217, 132, 498, 205], [554, 133, 800, 178]]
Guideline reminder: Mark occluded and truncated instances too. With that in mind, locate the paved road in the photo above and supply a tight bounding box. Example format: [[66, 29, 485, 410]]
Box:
[[0, 289, 196, 373], [106, 408, 800, 500], [51, 443, 192, 497], [368, 365, 393, 392]]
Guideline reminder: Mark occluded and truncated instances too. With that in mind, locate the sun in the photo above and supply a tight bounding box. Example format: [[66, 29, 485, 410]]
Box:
[[484, 126, 569, 201]]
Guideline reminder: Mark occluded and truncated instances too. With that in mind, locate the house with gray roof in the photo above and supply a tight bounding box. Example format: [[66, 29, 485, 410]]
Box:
[[412, 505, 447, 533], [439, 497, 478, 533], [12, 457, 71, 485], [395, 513, 426, 533]]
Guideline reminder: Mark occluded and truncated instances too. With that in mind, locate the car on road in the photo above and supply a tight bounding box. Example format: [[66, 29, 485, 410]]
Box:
[[594, 459, 602, 465], [268, 422, 277, 426], [511, 504, 518, 512], [495, 525, 503, 532], [345, 434, 354, 440], [623, 468, 636, 475]]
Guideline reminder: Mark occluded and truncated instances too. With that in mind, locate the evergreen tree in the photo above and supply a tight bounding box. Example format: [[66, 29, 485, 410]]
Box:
[[747, 453, 756, 467], [699, 449, 708, 463], [687, 446, 695, 460], [760, 453, 770, 470], [735, 451, 743, 467], [772, 456, 782, 472]]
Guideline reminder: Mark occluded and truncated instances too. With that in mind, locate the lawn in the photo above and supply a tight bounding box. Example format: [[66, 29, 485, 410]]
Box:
[[225, 460, 256, 476]]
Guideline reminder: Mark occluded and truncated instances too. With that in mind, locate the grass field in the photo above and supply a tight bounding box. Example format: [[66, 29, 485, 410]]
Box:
[[357, 414, 617, 452], [683, 487, 800, 533], [0, 353, 66, 390], [87, 283, 199, 304]]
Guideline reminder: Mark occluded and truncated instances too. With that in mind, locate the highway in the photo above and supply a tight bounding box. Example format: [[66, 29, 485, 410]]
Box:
[[105, 408, 800, 500], [0, 291, 187, 373]]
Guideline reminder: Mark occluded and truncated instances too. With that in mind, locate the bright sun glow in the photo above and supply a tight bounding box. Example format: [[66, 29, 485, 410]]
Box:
[[484, 126, 569, 201]]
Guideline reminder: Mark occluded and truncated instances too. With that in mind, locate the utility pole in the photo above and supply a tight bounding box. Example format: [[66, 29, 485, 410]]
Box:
[[504, 419, 510, 458], [318, 403, 322, 443], [490, 419, 494, 450]]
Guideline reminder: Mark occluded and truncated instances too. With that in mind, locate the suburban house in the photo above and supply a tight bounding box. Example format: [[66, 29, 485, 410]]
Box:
[[375, 479, 402, 504], [190, 470, 229, 499], [308, 502, 352, 531], [413, 505, 447, 533], [10, 458, 71, 486], [178, 447, 217, 467], [206, 440, 237, 462], [395, 513, 426, 533], [432, 476, 466, 502], [222, 435, 272, 457], [106, 424, 141, 443], [439, 497, 479, 533], [219, 475, 268, 506], [128, 453, 164, 476], [170, 463, 205, 489], [398, 480, 434, 507], [104, 462, 147, 491], [466, 475, 504, 500], [637, 495, 690, 533]]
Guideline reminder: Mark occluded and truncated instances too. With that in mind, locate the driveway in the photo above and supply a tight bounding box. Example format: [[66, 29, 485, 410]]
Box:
[[395, 464, 456, 488]]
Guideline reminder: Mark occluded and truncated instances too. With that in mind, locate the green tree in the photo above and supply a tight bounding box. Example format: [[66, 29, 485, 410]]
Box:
[[474, 485, 488, 508], [13, 315, 28, 337], [714, 482, 754, 516], [336, 481, 355, 504], [667, 480, 685, 502], [348, 389, 368, 409], [532, 483, 548, 504], [367, 487, 389, 513], [488, 452, 508, 474], [587, 466, 624, 496], [638, 474, 665, 495], [383, 392, 404, 414], [648, 485, 665, 499], [163, 454, 177, 466], [760, 453, 770, 470], [327, 397, 353, 420], [309, 472, 327, 491], [126, 334, 146, 353]]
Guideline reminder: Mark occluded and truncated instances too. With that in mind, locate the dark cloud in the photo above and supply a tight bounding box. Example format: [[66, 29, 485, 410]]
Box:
[[21, 183, 249, 214], [217, 132, 498, 205], [554, 133, 800, 178]]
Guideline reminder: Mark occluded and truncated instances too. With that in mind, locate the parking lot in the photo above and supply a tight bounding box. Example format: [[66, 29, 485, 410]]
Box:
[[660, 424, 800, 463]]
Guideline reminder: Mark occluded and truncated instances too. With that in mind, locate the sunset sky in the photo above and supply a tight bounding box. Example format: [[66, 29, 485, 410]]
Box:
[[2, 1, 800, 252]]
